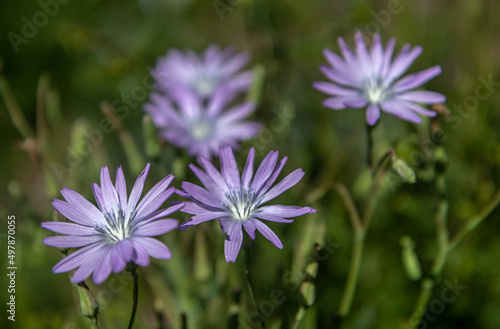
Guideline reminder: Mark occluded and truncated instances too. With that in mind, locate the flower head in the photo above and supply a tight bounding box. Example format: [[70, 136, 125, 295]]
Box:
[[153, 45, 253, 98], [42, 164, 182, 284], [144, 88, 261, 159], [177, 146, 316, 262], [314, 32, 446, 125]]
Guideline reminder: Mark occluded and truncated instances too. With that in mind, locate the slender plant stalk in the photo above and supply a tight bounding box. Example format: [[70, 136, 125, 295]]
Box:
[[338, 233, 364, 316], [244, 247, 266, 328], [127, 269, 139, 329], [366, 124, 374, 169], [448, 189, 500, 251], [336, 148, 393, 319]]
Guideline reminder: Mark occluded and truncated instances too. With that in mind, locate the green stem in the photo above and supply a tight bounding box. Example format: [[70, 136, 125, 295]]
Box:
[[244, 247, 265, 328], [366, 124, 374, 169], [431, 200, 449, 277], [407, 279, 434, 329], [448, 190, 500, 251], [338, 233, 364, 317], [127, 270, 139, 329]]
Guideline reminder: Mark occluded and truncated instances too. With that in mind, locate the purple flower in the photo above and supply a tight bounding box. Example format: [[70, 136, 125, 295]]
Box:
[[152, 45, 253, 98], [42, 164, 182, 284], [144, 88, 262, 160], [314, 32, 446, 125], [177, 146, 316, 262]]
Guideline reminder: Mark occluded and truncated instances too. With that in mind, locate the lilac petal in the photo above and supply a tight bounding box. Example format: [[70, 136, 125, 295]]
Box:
[[313, 82, 358, 97], [100, 166, 120, 214], [141, 203, 185, 222], [387, 45, 422, 83], [134, 237, 172, 260], [252, 213, 293, 223], [178, 201, 212, 215], [134, 187, 175, 221], [343, 98, 368, 108], [220, 146, 241, 188], [127, 163, 151, 212], [115, 166, 128, 209], [134, 219, 178, 236], [380, 101, 422, 124], [323, 97, 357, 110], [319, 66, 359, 88], [187, 164, 223, 198], [59, 188, 106, 225], [175, 188, 191, 199], [399, 100, 437, 117], [250, 151, 279, 191], [200, 156, 229, 191], [91, 184, 107, 214], [92, 249, 112, 284], [381, 38, 396, 77], [41, 222, 96, 236], [116, 238, 135, 262], [337, 37, 355, 65], [241, 147, 255, 188], [397, 91, 446, 104], [256, 156, 287, 199], [366, 104, 381, 126], [219, 102, 256, 124], [52, 242, 104, 273], [182, 182, 221, 209], [242, 220, 256, 239], [52, 198, 99, 227], [260, 169, 305, 204], [323, 49, 347, 71], [256, 205, 315, 218], [207, 88, 233, 116], [109, 245, 127, 272], [135, 174, 174, 214], [254, 220, 283, 249], [354, 31, 370, 74], [370, 34, 384, 73], [178, 212, 228, 230], [70, 244, 108, 283], [130, 240, 150, 267], [392, 66, 442, 93], [43, 235, 102, 248], [224, 222, 243, 262]]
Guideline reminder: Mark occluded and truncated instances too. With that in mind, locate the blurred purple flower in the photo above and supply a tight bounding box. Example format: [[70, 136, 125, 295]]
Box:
[[314, 32, 446, 125], [152, 45, 253, 98], [144, 88, 262, 160], [177, 146, 316, 262], [42, 164, 182, 284]]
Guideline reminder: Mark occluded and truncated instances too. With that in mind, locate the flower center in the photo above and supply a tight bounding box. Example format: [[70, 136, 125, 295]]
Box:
[[192, 76, 216, 96], [363, 75, 389, 104], [224, 187, 257, 221], [188, 117, 214, 141], [97, 209, 131, 243]]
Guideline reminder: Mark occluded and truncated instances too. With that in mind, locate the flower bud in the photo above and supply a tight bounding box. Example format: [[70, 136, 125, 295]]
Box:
[[392, 159, 417, 184]]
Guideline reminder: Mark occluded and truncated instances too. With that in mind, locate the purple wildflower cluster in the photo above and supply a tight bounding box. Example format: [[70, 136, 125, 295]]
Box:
[[43, 34, 445, 286], [144, 45, 261, 159]]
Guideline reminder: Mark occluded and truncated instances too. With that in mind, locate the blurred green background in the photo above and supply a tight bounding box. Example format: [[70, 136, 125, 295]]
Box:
[[1, 0, 500, 328]]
